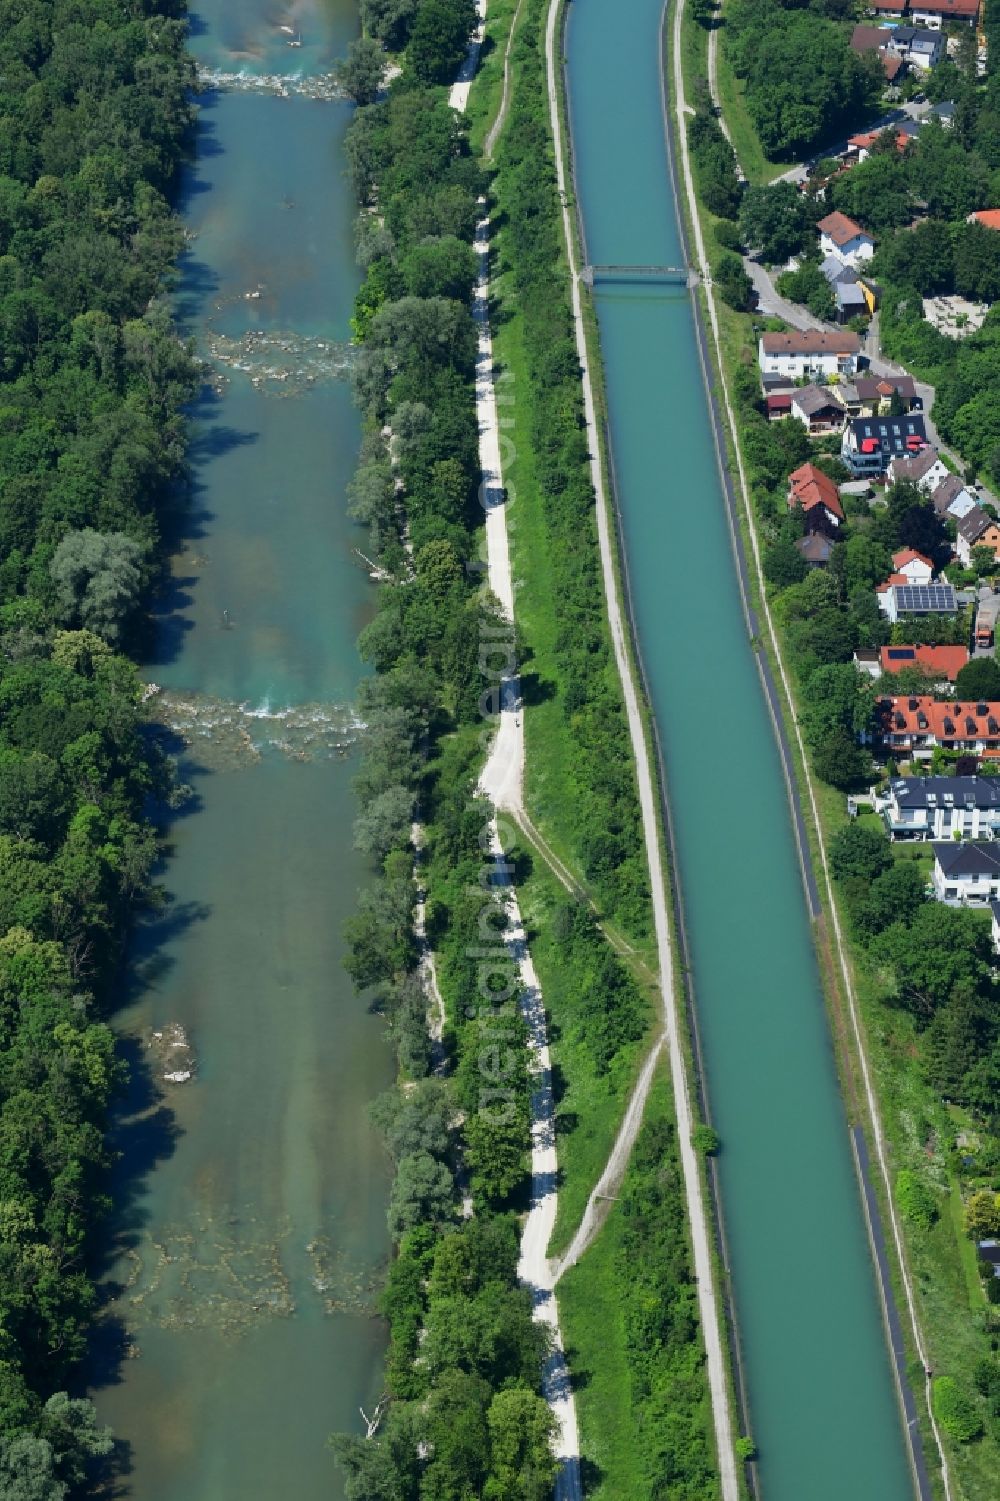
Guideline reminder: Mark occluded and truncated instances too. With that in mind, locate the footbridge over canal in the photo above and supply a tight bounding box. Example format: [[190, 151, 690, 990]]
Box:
[[582, 262, 698, 288]]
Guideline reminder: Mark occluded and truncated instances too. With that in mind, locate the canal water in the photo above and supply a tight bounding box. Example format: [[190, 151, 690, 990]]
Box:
[[92, 4, 393, 1497], [565, 3, 915, 1498]]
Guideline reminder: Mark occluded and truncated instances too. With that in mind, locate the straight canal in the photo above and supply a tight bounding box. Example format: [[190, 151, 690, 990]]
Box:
[[565, 1, 917, 1497], [92, 3, 392, 1497]]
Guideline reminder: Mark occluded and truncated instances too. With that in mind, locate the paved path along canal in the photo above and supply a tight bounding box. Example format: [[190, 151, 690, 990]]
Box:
[[564, 2, 918, 1497], [90, 4, 393, 1497]]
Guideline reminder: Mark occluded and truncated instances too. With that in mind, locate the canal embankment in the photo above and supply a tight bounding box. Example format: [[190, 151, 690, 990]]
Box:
[[557, 0, 921, 1496], [666, 1, 945, 1497]]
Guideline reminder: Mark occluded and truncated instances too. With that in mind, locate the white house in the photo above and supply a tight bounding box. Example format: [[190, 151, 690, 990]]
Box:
[[817, 211, 876, 269], [759, 330, 862, 380], [931, 474, 978, 519], [932, 841, 1000, 904], [909, 0, 980, 28], [884, 25, 945, 68], [888, 447, 949, 493], [891, 548, 934, 585], [876, 777, 1000, 840]]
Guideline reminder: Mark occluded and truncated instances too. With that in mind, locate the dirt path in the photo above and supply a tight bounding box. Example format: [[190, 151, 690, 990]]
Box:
[[485, 0, 526, 159], [707, 21, 745, 182], [543, 2, 739, 1494], [551, 1033, 666, 1282], [672, 0, 951, 1493]]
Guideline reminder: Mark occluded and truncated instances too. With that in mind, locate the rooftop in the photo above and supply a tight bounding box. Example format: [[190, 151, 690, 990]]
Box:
[[788, 462, 845, 518], [849, 413, 929, 456], [762, 330, 862, 356], [880, 696, 1000, 742], [817, 211, 872, 248], [792, 383, 847, 418], [892, 548, 934, 569], [970, 209, 1000, 232], [888, 775, 1000, 810], [957, 506, 995, 545], [878, 644, 968, 680], [932, 841, 1000, 878]]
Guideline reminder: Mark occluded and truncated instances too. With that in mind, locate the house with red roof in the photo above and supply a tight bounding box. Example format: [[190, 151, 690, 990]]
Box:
[[787, 464, 845, 537], [853, 644, 969, 684], [968, 210, 1000, 233], [876, 697, 1000, 759], [818, 211, 876, 269], [891, 548, 935, 586]]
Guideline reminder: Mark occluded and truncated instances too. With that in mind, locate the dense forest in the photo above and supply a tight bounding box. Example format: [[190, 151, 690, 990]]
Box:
[[0, 0, 198, 1493]]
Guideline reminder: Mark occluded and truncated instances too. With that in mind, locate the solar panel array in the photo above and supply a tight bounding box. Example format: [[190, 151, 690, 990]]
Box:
[[894, 584, 957, 613]]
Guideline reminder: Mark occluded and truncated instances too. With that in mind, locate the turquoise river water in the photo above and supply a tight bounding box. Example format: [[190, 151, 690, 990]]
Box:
[[91, 4, 393, 1498], [566, 2, 916, 1498]]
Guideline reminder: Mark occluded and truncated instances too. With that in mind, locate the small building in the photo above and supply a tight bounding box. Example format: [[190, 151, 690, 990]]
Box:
[[884, 24, 945, 68], [846, 127, 915, 163], [956, 506, 1000, 567], [876, 776, 1000, 840], [927, 100, 955, 128], [932, 841, 1000, 904], [870, 0, 907, 13], [888, 446, 949, 493], [876, 580, 957, 623], [930, 474, 978, 520], [978, 1237, 1000, 1275], [796, 532, 835, 567], [787, 462, 845, 533], [891, 548, 935, 586], [765, 391, 792, 422], [790, 384, 848, 434], [842, 413, 930, 478], [817, 211, 876, 268], [759, 330, 863, 381]]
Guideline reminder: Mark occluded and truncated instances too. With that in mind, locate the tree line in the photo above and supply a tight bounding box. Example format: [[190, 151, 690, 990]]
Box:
[[0, 0, 200, 1493], [332, 6, 557, 1494]]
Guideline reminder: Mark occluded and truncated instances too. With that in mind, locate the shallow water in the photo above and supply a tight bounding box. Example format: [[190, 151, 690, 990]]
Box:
[[566, 2, 915, 1497], [92, 5, 394, 1498]]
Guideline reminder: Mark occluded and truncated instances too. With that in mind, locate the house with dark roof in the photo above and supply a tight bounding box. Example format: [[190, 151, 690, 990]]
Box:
[[850, 24, 908, 81], [818, 211, 876, 268], [930, 473, 978, 520], [790, 384, 848, 434], [956, 507, 1000, 567], [842, 413, 929, 477], [932, 841, 1000, 904], [884, 25, 944, 67], [796, 532, 835, 567], [876, 776, 1000, 840], [888, 445, 949, 492], [852, 374, 918, 415], [758, 330, 862, 380]]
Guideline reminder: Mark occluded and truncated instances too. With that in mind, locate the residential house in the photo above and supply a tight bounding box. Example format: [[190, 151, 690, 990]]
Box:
[[927, 100, 955, 127], [842, 413, 930, 478], [875, 776, 1000, 840], [846, 125, 918, 163], [892, 547, 935, 584], [968, 209, 1000, 232], [884, 25, 945, 68], [888, 445, 949, 492], [956, 506, 1000, 566], [870, 0, 907, 14], [932, 842, 1000, 904], [796, 532, 835, 567], [850, 24, 908, 81], [875, 579, 957, 622], [853, 643, 968, 682], [817, 211, 876, 268], [759, 330, 862, 380], [849, 374, 919, 416], [909, 0, 980, 27], [876, 696, 1000, 757], [930, 473, 978, 520], [787, 463, 845, 533], [790, 384, 848, 434]]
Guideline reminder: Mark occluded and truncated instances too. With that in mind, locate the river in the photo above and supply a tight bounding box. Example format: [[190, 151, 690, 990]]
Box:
[[565, 2, 916, 1497], [91, 4, 392, 1497]]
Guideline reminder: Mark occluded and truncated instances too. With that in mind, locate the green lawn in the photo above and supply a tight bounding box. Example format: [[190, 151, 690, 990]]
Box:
[[463, 0, 522, 157]]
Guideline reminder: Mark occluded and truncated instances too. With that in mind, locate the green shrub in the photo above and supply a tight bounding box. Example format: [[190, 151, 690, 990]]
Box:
[[933, 1376, 984, 1442], [895, 1170, 938, 1231]]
